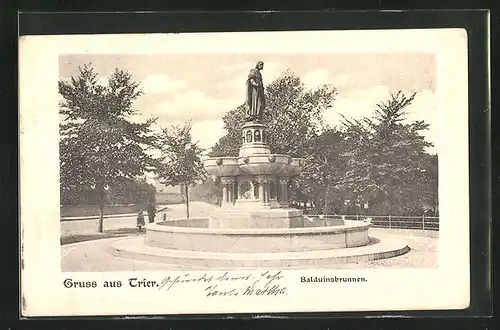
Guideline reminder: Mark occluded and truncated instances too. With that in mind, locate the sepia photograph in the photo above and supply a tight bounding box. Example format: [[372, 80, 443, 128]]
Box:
[[20, 29, 469, 316], [59, 52, 439, 272]]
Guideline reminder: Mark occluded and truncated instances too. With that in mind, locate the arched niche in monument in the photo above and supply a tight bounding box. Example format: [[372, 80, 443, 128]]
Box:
[[254, 129, 261, 142], [246, 130, 253, 143], [239, 181, 252, 200]]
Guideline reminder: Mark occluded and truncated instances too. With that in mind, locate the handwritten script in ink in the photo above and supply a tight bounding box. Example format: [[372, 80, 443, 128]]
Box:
[[158, 271, 287, 297]]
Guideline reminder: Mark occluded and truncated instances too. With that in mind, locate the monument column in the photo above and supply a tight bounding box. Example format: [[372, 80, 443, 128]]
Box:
[[260, 177, 270, 203], [222, 184, 228, 204], [231, 180, 235, 203], [221, 177, 236, 205], [227, 178, 235, 204], [265, 181, 270, 203], [279, 178, 289, 205], [257, 177, 268, 203]]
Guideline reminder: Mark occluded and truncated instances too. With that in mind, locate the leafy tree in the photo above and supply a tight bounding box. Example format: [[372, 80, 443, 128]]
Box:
[[157, 121, 207, 218], [59, 63, 159, 232], [294, 128, 348, 214], [338, 91, 436, 215]]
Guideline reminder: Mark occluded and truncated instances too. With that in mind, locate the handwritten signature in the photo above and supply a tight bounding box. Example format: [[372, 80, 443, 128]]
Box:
[[158, 270, 287, 297]]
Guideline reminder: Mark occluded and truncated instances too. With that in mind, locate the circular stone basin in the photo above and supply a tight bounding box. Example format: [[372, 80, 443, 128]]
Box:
[[203, 157, 241, 177], [238, 154, 293, 176], [145, 219, 370, 253]]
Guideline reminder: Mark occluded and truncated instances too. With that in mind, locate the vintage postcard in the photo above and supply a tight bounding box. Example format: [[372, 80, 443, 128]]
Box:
[[20, 29, 469, 316]]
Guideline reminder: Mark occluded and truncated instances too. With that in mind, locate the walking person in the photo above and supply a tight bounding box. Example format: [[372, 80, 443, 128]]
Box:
[[136, 209, 145, 233], [147, 201, 156, 223]]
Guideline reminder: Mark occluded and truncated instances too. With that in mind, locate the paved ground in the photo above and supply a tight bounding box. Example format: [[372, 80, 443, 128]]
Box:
[[61, 202, 217, 237], [61, 201, 439, 271], [62, 236, 183, 271], [332, 229, 438, 269]]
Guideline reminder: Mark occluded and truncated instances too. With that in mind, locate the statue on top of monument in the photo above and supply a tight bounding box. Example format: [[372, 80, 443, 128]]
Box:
[[245, 61, 266, 122]]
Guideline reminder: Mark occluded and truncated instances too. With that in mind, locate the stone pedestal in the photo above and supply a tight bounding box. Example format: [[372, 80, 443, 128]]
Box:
[[238, 122, 270, 157], [209, 208, 305, 229]]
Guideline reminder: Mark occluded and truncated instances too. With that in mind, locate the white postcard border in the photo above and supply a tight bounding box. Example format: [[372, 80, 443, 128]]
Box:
[[20, 29, 469, 316]]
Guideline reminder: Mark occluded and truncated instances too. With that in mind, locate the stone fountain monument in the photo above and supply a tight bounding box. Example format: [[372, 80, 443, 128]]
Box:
[[202, 60, 307, 229], [111, 61, 410, 268], [204, 123, 304, 229]]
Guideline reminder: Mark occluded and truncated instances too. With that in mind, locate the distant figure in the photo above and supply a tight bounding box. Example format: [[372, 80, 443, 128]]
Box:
[[137, 210, 145, 232], [147, 201, 156, 223], [245, 61, 266, 122]]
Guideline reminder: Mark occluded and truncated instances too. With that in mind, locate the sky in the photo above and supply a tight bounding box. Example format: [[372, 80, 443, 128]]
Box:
[[59, 52, 437, 159]]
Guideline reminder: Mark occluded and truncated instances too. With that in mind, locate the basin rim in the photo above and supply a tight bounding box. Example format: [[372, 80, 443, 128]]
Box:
[[147, 219, 370, 236]]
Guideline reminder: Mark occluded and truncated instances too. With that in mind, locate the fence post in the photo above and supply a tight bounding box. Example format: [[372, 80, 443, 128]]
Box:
[[422, 214, 425, 230], [389, 215, 392, 228], [356, 214, 359, 221]]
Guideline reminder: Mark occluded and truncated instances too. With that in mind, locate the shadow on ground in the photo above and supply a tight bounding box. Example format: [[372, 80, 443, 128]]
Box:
[[61, 227, 143, 245]]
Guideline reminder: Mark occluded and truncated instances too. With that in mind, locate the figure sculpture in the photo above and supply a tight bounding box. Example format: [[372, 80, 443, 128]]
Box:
[[245, 61, 266, 122]]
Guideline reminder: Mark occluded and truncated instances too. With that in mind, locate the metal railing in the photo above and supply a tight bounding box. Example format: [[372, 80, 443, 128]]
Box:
[[305, 214, 439, 231]]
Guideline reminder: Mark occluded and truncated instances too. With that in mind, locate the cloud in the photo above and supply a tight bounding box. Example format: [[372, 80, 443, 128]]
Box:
[[405, 89, 438, 151], [145, 118, 224, 151], [191, 120, 226, 150], [151, 89, 241, 122], [332, 73, 349, 86], [325, 84, 390, 125], [218, 77, 246, 100], [302, 69, 350, 89], [221, 62, 254, 73], [261, 61, 283, 84], [125, 114, 226, 155], [324, 85, 438, 152], [324, 97, 374, 127], [406, 89, 437, 118], [141, 74, 188, 94], [222, 61, 283, 87], [348, 84, 390, 104], [302, 69, 330, 87]]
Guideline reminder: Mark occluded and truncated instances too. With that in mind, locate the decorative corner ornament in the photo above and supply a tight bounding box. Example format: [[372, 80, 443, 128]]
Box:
[[268, 155, 276, 163], [216, 158, 223, 166], [243, 156, 250, 164]]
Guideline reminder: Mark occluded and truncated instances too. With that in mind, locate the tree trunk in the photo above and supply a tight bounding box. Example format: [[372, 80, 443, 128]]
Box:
[[97, 185, 105, 233], [324, 184, 330, 212], [185, 184, 190, 219], [179, 184, 185, 203]]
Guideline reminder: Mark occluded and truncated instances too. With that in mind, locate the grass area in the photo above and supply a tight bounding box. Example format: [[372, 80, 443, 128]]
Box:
[[61, 205, 172, 220], [61, 227, 143, 245]]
